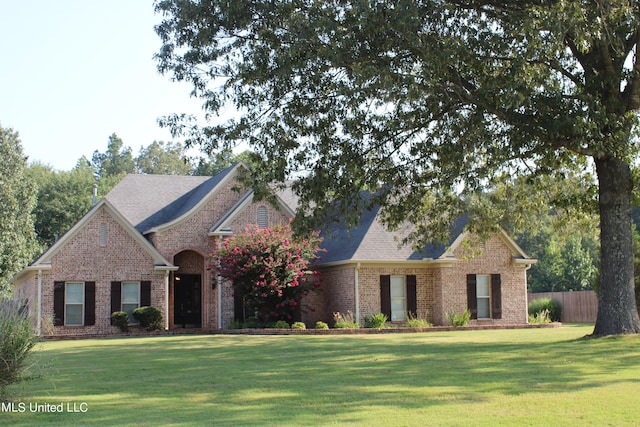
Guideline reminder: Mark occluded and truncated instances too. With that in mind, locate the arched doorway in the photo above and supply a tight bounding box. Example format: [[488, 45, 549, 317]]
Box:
[[173, 250, 204, 328]]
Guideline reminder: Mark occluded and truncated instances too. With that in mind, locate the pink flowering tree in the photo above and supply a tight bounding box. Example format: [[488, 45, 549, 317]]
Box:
[[210, 223, 323, 324]]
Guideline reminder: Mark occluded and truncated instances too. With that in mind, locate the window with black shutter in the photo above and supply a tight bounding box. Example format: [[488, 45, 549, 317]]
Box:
[[467, 274, 502, 320], [380, 275, 417, 321], [53, 281, 95, 326]]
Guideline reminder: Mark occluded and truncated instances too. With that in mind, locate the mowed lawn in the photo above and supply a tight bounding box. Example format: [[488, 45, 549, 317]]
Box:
[[3, 324, 640, 426]]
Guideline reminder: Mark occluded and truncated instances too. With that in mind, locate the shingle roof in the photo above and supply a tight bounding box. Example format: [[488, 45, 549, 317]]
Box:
[[104, 164, 237, 233], [316, 192, 468, 265]]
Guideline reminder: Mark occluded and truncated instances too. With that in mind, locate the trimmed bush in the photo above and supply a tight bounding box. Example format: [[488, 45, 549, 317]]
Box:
[[528, 298, 561, 322], [0, 300, 38, 397], [315, 321, 329, 330], [268, 320, 290, 329], [133, 306, 163, 331], [111, 311, 129, 332], [291, 322, 306, 330], [364, 313, 388, 328]]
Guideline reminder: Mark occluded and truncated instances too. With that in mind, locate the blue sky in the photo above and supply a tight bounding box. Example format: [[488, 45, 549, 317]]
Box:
[[0, 1, 206, 171]]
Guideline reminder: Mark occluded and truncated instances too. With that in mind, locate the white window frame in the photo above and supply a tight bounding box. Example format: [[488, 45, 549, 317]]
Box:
[[122, 282, 141, 324], [65, 282, 84, 326], [390, 276, 407, 321], [476, 274, 491, 319], [99, 223, 107, 247]]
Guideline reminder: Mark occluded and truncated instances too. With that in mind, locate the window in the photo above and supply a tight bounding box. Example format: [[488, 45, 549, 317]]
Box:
[[390, 276, 407, 321], [65, 282, 84, 326], [467, 274, 502, 320], [476, 275, 491, 319], [53, 281, 95, 327], [257, 206, 268, 229], [111, 281, 151, 326], [380, 275, 417, 321], [122, 282, 140, 324]]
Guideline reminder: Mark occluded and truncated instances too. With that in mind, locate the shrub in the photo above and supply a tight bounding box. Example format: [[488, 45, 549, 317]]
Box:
[[333, 311, 360, 329], [268, 320, 290, 329], [133, 306, 163, 331], [0, 300, 38, 397], [291, 321, 306, 330], [315, 321, 329, 330], [447, 309, 471, 327], [405, 312, 432, 328], [364, 313, 388, 328], [111, 311, 129, 332], [528, 298, 561, 322], [529, 309, 552, 324]]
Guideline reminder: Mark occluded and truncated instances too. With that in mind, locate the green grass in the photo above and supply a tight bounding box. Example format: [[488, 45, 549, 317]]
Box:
[[3, 324, 640, 426]]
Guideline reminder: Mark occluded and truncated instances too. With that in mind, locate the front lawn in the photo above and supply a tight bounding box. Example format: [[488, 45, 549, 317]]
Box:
[[3, 324, 639, 426]]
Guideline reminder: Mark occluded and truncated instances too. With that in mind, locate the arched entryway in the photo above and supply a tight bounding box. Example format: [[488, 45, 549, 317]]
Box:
[[173, 250, 204, 328]]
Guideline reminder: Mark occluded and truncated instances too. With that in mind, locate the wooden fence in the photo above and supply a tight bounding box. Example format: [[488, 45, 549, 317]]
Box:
[[528, 291, 598, 323]]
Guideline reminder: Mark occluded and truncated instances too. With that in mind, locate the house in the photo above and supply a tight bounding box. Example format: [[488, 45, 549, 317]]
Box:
[[13, 163, 536, 336]]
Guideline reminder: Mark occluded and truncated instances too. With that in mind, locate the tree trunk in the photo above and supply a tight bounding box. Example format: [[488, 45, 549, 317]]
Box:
[[593, 157, 640, 336]]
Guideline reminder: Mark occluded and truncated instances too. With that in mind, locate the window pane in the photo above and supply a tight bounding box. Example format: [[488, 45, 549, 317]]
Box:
[[66, 304, 83, 326], [66, 283, 83, 304], [390, 277, 406, 298], [390, 276, 406, 321], [477, 298, 490, 319], [476, 275, 490, 297], [122, 282, 139, 304]]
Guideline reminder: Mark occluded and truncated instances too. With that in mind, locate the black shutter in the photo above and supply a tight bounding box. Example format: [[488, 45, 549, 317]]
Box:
[[380, 275, 391, 319], [406, 275, 417, 318], [491, 274, 502, 319], [53, 282, 65, 326], [110, 281, 121, 325], [140, 281, 151, 307], [467, 274, 478, 319], [234, 291, 245, 322], [84, 282, 96, 326]]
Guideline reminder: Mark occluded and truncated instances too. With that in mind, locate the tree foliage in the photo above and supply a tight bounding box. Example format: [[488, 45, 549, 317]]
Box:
[[0, 125, 38, 298], [210, 223, 323, 324], [155, 0, 640, 335], [91, 133, 136, 180], [136, 140, 193, 175]]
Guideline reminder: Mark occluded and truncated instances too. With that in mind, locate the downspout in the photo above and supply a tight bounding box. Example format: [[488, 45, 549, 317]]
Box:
[[524, 263, 532, 324], [217, 271, 223, 329], [355, 263, 361, 324], [164, 271, 170, 330], [37, 270, 42, 335]]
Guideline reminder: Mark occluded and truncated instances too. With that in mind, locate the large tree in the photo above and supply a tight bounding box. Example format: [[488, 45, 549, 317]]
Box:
[[0, 125, 38, 297], [155, 1, 640, 335], [136, 140, 193, 175]]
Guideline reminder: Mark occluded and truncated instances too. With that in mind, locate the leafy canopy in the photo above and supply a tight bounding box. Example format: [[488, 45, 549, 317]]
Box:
[[154, 0, 638, 240]]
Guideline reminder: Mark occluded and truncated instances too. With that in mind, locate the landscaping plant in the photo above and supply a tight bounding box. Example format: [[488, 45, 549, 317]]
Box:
[[0, 300, 38, 397], [211, 223, 323, 324], [528, 298, 562, 322], [111, 311, 129, 332], [133, 306, 163, 331], [364, 313, 388, 329]]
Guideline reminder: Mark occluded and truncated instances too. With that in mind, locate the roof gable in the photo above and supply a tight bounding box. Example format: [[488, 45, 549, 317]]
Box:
[[16, 199, 176, 281], [104, 163, 241, 234]]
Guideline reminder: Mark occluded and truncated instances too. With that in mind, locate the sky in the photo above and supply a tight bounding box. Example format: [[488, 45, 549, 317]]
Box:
[[0, 1, 208, 171]]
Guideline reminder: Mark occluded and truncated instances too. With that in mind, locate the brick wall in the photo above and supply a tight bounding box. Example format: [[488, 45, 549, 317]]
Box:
[[42, 206, 167, 336], [434, 234, 530, 325]]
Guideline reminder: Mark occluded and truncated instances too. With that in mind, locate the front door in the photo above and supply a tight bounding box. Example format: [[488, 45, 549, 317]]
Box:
[[174, 274, 202, 328]]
